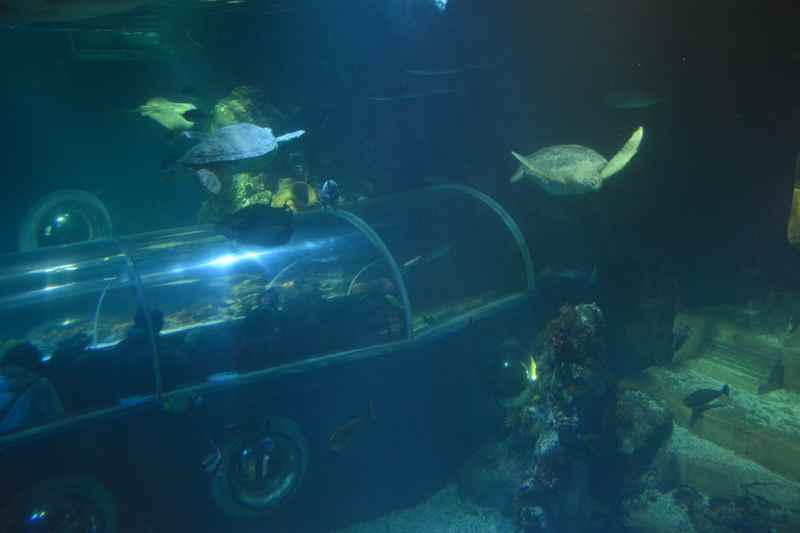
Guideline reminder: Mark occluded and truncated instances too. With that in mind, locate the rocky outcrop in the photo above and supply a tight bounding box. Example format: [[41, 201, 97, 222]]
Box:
[[513, 303, 621, 532]]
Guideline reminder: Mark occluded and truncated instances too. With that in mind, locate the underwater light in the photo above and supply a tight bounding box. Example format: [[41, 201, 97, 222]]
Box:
[[29, 263, 79, 275], [434, 0, 448, 11], [42, 282, 76, 292], [208, 254, 240, 268]]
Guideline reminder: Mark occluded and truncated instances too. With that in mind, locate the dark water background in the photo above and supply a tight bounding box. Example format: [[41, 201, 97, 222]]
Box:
[[2, 0, 797, 281]]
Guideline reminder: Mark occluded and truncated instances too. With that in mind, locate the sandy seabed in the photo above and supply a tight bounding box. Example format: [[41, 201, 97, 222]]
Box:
[[335, 484, 515, 533]]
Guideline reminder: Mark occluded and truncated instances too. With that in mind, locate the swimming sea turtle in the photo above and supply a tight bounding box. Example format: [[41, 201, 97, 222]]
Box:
[[178, 123, 305, 194], [510, 126, 644, 195]]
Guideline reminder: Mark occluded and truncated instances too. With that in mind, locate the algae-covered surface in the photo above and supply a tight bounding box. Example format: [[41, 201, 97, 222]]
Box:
[[639, 365, 800, 438]]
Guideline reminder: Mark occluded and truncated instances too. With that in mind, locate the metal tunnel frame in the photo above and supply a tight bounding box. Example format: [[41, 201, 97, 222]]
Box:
[[0, 185, 534, 450], [431, 185, 535, 292]]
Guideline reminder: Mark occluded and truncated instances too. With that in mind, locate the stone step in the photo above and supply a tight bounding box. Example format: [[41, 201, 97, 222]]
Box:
[[621, 365, 800, 484], [666, 425, 800, 532], [675, 306, 794, 394]]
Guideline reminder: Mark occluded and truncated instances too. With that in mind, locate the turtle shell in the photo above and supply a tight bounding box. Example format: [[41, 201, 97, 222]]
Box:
[[179, 123, 278, 166], [524, 144, 607, 195]]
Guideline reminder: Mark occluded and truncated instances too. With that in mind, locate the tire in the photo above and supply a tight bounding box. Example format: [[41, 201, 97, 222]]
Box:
[[0, 477, 118, 533]]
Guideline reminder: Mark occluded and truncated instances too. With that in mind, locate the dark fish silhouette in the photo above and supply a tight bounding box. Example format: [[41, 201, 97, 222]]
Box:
[[330, 401, 374, 452], [538, 265, 597, 287], [684, 384, 729, 426], [217, 204, 293, 247], [683, 384, 729, 408], [0, 0, 148, 24]]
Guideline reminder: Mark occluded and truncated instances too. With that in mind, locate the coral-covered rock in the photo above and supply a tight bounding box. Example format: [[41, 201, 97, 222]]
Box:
[[271, 178, 319, 212], [617, 390, 672, 458], [514, 303, 621, 532]]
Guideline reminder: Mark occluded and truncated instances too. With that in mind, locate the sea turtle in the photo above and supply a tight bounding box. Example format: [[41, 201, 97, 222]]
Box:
[[177, 122, 305, 194], [510, 126, 644, 195]]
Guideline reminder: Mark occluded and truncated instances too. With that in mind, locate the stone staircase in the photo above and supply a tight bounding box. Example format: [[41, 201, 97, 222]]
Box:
[[621, 304, 800, 530]]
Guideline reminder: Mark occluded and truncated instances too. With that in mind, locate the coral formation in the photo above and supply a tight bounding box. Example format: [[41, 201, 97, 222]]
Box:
[[512, 303, 620, 532], [542, 304, 602, 363], [211, 86, 271, 131], [616, 390, 672, 459], [196, 86, 309, 221], [271, 178, 319, 212]]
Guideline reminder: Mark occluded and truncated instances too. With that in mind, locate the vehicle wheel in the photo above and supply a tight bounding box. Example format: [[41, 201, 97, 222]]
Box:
[[0, 477, 117, 533], [211, 417, 308, 518]]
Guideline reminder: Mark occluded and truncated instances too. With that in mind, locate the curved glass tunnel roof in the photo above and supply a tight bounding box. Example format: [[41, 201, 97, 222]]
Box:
[[349, 185, 534, 335], [0, 186, 532, 445]]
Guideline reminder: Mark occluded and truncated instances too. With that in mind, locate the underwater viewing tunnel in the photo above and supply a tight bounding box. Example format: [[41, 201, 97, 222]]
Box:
[[0, 185, 533, 530]]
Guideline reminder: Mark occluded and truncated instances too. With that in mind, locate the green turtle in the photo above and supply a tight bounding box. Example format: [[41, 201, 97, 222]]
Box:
[[510, 126, 644, 195]]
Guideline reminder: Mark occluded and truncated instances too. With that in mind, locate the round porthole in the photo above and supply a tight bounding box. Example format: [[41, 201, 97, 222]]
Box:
[[18, 190, 112, 251], [211, 417, 308, 518], [490, 338, 533, 408], [0, 477, 117, 533]]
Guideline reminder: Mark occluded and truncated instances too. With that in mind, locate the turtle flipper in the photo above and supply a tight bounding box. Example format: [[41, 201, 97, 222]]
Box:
[[275, 130, 306, 143], [510, 151, 554, 183], [599, 126, 644, 180]]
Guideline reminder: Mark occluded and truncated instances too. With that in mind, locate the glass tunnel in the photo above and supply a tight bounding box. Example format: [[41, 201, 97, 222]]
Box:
[[0, 185, 533, 447]]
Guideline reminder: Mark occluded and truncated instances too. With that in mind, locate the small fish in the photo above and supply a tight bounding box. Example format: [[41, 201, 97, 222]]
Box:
[[201, 439, 222, 474], [672, 323, 691, 353], [402, 244, 453, 270], [758, 362, 784, 395], [520, 355, 537, 382], [330, 401, 375, 452], [604, 90, 661, 109], [0, 0, 148, 24], [403, 255, 422, 268], [197, 168, 222, 194], [384, 294, 404, 310], [684, 384, 729, 425], [683, 384, 730, 409], [430, 88, 459, 95], [179, 130, 207, 141], [367, 93, 424, 102], [217, 204, 294, 247], [466, 62, 498, 71], [406, 68, 462, 76], [538, 266, 597, 287]]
